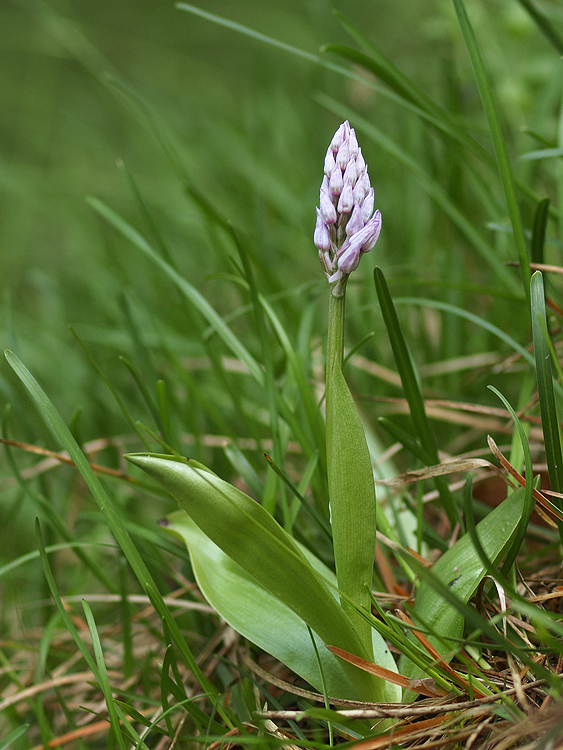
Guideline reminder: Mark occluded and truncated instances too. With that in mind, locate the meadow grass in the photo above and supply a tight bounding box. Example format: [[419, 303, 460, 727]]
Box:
[[2, 0, 563, 747]]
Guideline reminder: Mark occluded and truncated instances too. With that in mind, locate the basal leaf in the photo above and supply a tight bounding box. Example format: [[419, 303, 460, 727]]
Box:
[[126, 453, 394, 701], [400, 486, 526, 683], [164, 509, 398, 701]]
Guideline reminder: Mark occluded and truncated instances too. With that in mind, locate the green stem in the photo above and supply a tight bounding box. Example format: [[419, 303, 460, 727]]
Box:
[[327, 286, 346, 372]]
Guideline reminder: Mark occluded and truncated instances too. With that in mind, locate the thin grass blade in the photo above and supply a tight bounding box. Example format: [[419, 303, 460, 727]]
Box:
[[452, 0, 530, 302], [35, 518, 99, 676], [531, 197, 550, 265], [86, 197, 264, 385], [530, 271, 563, 540], [6, 350, 221, 708], [82, 600, 128, 750], [0, 725, 30, 749], [516, 0, 563, 54], [488, 386, 536, 576], [374, 267, 459, 528]]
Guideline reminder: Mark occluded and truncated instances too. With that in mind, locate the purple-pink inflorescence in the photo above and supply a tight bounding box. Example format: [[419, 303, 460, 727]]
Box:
[[314, 121, 381, 292]]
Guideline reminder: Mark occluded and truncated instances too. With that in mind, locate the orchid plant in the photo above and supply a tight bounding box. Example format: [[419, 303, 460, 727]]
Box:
[[126, 121, 397, 703]]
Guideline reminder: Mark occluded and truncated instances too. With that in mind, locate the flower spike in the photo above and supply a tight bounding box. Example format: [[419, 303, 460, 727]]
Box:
[[314, 121, 381, 296]]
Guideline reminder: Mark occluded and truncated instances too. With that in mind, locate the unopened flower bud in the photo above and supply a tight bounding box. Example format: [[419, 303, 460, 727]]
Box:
[[330, 122, 347, 152], [348, 129, 359, 158], [337, 183, 354, 214], [360, 210, 382, 252], [353, 172, 370, 205], [336, 141, 350, 170], [355, 147, 365, 174], [320, 182, 337, 224], [360, 188, 375, 224], [342, 159, 357, 187], [328, 166, 343, 196], [324, 147, 336, 176], [314, 208, 331, 251], [346, 205, 364, 237]]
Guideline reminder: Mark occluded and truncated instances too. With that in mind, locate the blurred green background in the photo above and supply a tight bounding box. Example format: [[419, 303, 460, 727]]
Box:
[[1, 0, 562, 560], [2, 0, 558, 369]]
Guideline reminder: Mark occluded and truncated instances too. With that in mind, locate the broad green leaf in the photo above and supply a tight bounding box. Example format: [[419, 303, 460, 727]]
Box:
[[325, 293, 377, 657], [400, 486, 526, 682], [126, 452, 392, 702], [164, 509, 399, 702]]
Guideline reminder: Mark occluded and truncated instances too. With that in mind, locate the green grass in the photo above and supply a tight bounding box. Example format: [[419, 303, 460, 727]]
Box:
[[2, 0, 563, 746]]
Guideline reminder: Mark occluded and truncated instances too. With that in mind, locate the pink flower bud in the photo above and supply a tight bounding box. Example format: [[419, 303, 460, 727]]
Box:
[[337, 183, 354, 214], [359, 211, 382, 252], [353, 172, 370, 205], [330, 122, 347, 152], [336, 141, 350, 170], [348, 128, 359, 158], [336, 238, 362, 275], [328, 166, 343, 196], [345, 205, 364, 237], [320, 183, 337, 224], [360, 188, 375, 224], [343, 159, 357, 187], [314, 208, 331, 251], [324, 147, 336, 176], [355, 147, 365, 174]]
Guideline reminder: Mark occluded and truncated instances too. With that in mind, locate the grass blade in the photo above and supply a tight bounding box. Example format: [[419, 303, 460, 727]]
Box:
[[35, 518, 99, 676], [452, 0, 530, 303], [488, 387, 536, 576], [530, 271, 563, 540], [86, 197, 264, 386], [531, 197, 550, 264], [516, 0, 563, 54], [5, 350, 223, 712], [0, 724, 30, 749], [394, 297, 535, 366], [325, 18, 493, 168], [374, 267, 460, 528], [82, 600, 127, 750]]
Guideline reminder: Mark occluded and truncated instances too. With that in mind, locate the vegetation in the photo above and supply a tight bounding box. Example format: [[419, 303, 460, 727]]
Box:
[[2, 0, 563, 747]]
